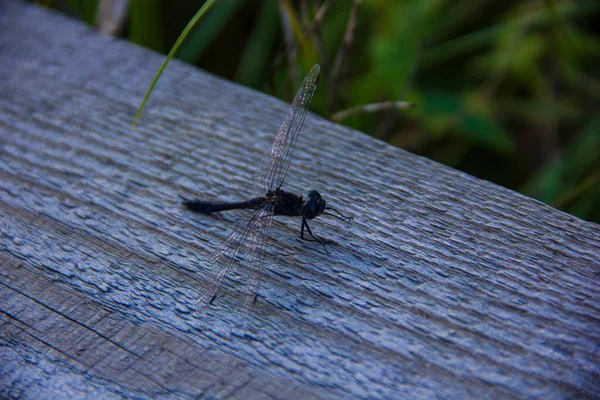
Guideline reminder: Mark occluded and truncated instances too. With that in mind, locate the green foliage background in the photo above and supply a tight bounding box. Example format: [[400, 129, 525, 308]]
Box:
[[50, 0, 600, 222]]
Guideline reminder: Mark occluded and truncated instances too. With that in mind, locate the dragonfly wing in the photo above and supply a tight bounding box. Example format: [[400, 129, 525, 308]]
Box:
[[196, 204, 274, 310], [240, 204, 275, 308], [253, 64, 321, 195]]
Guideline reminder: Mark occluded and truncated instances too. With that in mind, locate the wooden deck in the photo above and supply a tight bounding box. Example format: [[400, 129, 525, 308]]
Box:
[[1, 1, 599, 398]]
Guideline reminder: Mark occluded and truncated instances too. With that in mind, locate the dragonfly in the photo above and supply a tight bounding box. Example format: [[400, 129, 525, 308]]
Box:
[[182, 64, 352, 308]]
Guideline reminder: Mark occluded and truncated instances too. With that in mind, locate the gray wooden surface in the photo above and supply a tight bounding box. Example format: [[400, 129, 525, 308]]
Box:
[[1, 1, 599, 399]]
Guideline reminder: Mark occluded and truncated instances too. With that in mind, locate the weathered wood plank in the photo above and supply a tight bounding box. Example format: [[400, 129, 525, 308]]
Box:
[[1, 1, 599, 398]]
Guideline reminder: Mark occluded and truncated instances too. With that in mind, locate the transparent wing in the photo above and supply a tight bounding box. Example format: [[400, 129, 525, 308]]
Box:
[[196, 204, 275, 310], [240, 205, 274, 308], [254, 64, 320, 194], [197, 66, 319, 309]]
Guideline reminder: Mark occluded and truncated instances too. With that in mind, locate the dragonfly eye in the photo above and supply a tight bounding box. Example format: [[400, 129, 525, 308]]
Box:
[[320, 198, 327, 213], [302, 190, 324, 219]]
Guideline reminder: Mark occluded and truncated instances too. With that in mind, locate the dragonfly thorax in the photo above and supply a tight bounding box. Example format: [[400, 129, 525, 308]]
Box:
[[301, 190, 326, 220]]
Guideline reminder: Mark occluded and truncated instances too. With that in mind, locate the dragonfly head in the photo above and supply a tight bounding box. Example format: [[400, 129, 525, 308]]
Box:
[[301, 190, 326, 220]]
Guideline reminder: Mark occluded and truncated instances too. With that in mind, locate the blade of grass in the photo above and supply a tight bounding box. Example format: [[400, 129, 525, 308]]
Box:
[[65, 0, 99, 25], [176, 0, 244, 64], [327, 0, 360, 114], [128, 0, 219, 133], [236, 0, 279, 88], [129, 0, 165, 52]]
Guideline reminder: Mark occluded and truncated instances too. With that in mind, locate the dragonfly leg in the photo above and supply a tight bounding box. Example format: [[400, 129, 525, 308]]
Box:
[[301, 217, 329, 254], [324, 206, 353, 221]]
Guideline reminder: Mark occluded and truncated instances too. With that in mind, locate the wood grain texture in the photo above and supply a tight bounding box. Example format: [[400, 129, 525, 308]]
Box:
[[1, 1, 599, 398]]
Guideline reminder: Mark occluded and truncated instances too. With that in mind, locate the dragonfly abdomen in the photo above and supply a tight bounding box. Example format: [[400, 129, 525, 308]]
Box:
[[183, 197, 265, 213]]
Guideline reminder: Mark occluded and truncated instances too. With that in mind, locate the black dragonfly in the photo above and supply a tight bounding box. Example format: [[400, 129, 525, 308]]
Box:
[[182, 64, 351, 308]]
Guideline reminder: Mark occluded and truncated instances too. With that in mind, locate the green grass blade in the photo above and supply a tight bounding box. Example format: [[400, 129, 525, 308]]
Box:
[[176, 0, 244, 64], [236, 0, 279, 88], [128, 0, 219, 132], [129, 0, 165, 52]]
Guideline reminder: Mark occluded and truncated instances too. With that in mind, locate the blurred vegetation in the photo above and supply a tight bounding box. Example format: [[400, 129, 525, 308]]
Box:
[[45, 0, 600, 223]]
